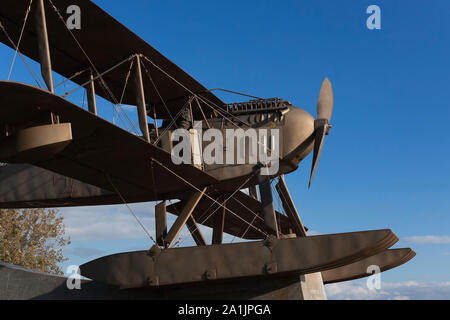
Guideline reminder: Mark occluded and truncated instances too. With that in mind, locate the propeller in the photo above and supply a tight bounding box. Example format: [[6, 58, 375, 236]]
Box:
[[254, 79, 333, 238], [309, 78, 334, 188]]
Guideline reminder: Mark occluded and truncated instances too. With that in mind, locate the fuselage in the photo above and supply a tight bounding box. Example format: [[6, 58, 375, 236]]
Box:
[[156, 100, 316, 188]]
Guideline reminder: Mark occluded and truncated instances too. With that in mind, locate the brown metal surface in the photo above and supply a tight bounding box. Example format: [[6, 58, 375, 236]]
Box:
[[322, 248, 416, 284], [0, 0, 224, 119], [0, 260, 309, 300], [79, 229, 398, 289], [0, 123, 72, 163], [258, 174, 280, 237], [86, 70, 97, 115], [165, 189, 206, 247], [249, 185, 259, 201], [167, 190, 293, 240], [0, 163, 122, 209], [134, 55, 150, 142], [155, 201, 167, 247], [0, 81, 217, 200], [212, 202, 226, 245], [276, 175, 307, 237], [186, 215, 207, 246]]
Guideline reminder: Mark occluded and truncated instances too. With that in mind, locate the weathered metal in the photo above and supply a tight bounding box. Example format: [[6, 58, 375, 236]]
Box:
[[164, 188, 206, 247], [79, 229, 398, 289], [0, 81, 217, 199], [0, 1, 415, 300], [134, 55, 150, 142], [0, 0, 225, 119], [258, 174, 279, 237], [186, 215, 207, 246], [248, 185, 259, 201], [0, 124, 72, 163], [322, 248, 416, 284], [309, 78, 334, 188], [155, 201, 167, 247], [86, 70, 97, 115], [212, 201, 226, 245], [276, 175, 307, 237], [0, 261, 313, 300], [34, 0, 53, 93], [166, 190, 293, 240]]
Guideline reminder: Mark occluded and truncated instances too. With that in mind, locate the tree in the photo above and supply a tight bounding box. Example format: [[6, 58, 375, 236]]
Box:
[[0, 208, 70, 275]]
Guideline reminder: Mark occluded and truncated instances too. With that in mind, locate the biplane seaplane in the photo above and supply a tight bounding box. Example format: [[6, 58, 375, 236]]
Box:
[[0, 0, 414, 299]]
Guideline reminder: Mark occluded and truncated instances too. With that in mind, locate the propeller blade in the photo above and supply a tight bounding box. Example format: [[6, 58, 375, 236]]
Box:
[[308, 124, 327, 188], [308, 78, 334, 188], [317, 78, 333, 121]]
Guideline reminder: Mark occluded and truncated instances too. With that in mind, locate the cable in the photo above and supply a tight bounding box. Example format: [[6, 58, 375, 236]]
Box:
[[8, 0, 33, 81], [151, 158, 269, 243], [105, 173, 156, 244], [0, 20, 44, 87]]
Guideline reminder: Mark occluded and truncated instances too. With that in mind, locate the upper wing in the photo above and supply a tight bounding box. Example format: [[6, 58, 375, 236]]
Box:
[[0, 81, 217, 200], [0, 0, 224, 118]]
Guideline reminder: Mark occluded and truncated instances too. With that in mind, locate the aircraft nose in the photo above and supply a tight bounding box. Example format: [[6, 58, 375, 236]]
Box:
[[280, 106, 315, 172]]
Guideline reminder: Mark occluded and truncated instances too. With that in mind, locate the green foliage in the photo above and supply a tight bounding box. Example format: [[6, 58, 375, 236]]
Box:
[[0, 208, 70, 275]]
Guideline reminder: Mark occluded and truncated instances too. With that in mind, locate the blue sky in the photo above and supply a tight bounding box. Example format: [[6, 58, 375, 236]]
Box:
[[1, 0, 449, 299]]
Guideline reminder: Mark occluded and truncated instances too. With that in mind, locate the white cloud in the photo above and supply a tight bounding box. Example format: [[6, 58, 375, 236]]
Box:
[[64, 247, 105, 258], [326, 280, 450, 300], [402, 235, 450, 244], [59, 201, 248, 245], [393, 295, 410, 300], [60, 203, 156, 241]]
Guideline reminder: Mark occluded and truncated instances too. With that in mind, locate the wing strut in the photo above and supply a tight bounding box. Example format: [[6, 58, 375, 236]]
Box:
[[34, 0, 59, 124], [155, 201, 167, 247], [86, 69, 97, 115], [134, 55, 150, 142], [249, 185, 259, 201], [212, 199, 226, 245], [164, 188, 207, 248], [34, 0, 53, 93], [186, 216, 207, 246], [276, 175, 307, 237], [258, 174, 280, 238]]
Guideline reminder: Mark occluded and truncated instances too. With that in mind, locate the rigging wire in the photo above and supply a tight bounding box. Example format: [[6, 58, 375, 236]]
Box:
[[0, 21, 44, 88], [139, 54, 282, 244], [232, 214, 258, 244], [48, 0, 140, 136], [119, 59, 135, 105], [207, 88, 263, 100], [150, 158, 269, 243], [194, 96, 211, 129], [54, 68, 89, 89], [7, 0, 33, 81], [105, 173, 156, 244]]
